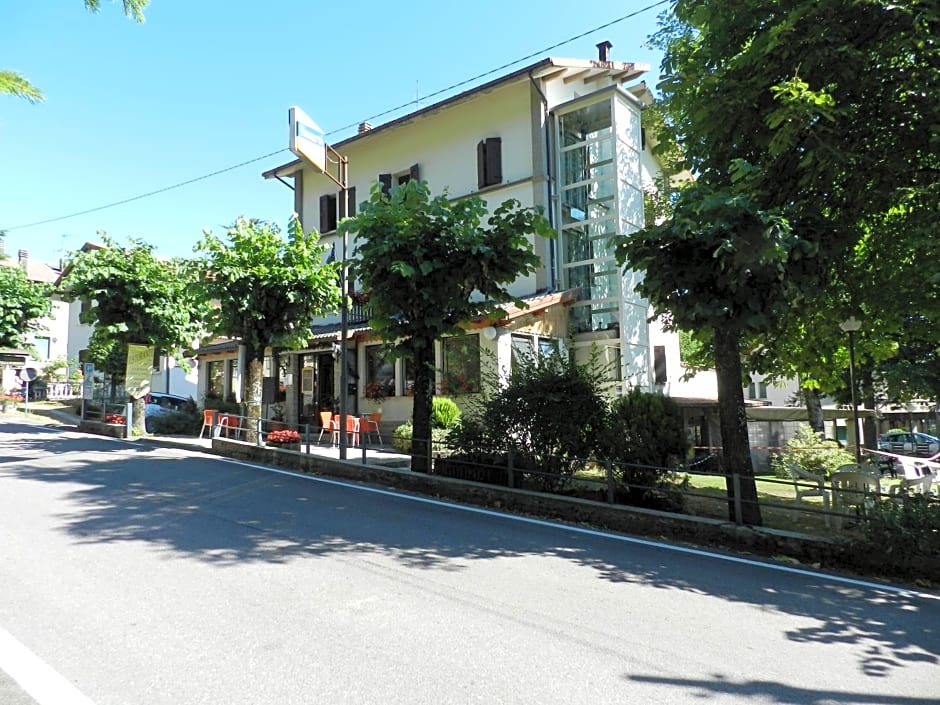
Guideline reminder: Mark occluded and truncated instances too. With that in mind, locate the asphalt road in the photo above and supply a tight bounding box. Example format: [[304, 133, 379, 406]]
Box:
[[1, 420, 938, 705]]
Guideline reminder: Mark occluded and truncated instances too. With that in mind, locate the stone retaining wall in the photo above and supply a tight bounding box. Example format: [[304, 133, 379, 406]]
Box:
[[211, 439, 938, 586]]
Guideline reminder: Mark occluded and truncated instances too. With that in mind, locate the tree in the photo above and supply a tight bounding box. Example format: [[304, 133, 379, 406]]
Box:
[[625, 0, 940, 522], [59, 235, 203, 434], [193, 217, 341, 439], [344, 180, 553, 472], [617, 183, 803, 525], [0, 264, 51, 349], [3, 1, 149, 103]]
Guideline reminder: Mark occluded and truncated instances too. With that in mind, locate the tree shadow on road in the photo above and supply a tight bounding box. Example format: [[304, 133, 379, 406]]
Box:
[[2, 423, 938, 686]]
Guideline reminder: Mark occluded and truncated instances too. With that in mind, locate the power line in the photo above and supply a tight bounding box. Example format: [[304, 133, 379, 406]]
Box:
[[2, 149, 289, 232], [327, 1, 670, 136], [2, 1, 668, 233]]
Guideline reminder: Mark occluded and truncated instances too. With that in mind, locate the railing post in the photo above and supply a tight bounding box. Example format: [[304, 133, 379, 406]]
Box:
[[125, 402, 133, 437], [256, 417, 264, 447], [304, 423, 310, 454], [606, 461, 615, 504], [507, 449, 514, 488], [732, 472, 743, 525]]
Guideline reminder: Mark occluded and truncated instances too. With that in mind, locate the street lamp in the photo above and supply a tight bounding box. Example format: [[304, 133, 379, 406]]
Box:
[[839, 316, 862, 462]]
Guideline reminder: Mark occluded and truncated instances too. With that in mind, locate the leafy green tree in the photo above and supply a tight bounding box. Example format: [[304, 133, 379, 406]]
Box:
[[2, 1, 149, 103], [193, 217, 341, 438], [627, 0, 940, 522], [59, 235, 204, 433], [617, 183, 806, 525], [0, 264, 51, 348], [343, 180, 553, 472]]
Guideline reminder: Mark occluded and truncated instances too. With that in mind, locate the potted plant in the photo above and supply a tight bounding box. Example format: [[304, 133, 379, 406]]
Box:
[[266, 428, 301, 450]]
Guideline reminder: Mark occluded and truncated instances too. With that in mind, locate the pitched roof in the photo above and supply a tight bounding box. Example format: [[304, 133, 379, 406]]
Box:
[[0, 254, 60, 284], [263, 56, 649, 180]]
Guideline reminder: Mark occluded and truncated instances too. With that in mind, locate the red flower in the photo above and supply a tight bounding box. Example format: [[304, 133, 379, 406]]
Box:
[[267, 429, 301, 444], [105, 414, 126, 425]]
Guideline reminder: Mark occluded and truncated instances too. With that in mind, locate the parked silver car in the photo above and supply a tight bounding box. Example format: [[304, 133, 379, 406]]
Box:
[[877, 431, 939, 456]]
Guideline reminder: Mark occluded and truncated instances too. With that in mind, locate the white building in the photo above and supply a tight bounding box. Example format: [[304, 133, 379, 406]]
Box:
[[257, 45, 707, 434], [0, 247, 71, 395]]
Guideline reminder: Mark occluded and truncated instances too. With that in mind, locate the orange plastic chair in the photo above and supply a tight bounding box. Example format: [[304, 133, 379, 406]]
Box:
[[221, 414, 241, 439], [317, 411, 334, 444], [360, 412, 383, 446], [199, 409, 216, 438], [331, 414, 359, 446]]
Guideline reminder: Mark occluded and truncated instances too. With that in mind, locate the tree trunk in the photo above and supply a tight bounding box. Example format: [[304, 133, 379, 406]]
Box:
[[245, 357, 264, 443], [131, 395, 146, 436], [714, 326, 763, 526], [803, 386, 825, 434], [410, 338, 435, 473]]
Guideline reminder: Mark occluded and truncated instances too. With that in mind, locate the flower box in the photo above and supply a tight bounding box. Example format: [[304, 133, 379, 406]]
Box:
[[267, 429, 301, 449]]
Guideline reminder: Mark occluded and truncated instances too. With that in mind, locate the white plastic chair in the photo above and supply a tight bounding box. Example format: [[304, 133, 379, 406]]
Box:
[[787, 464, 830, 526]]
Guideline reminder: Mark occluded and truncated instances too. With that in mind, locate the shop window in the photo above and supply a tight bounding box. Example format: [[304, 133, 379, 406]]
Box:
[[441, 334, 481, 394], [206, 360, 225, 397], [365, 345, 396, 400]]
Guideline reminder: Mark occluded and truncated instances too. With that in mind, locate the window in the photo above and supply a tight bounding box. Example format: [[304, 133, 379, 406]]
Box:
[[319, 187, 358, 232], [206, 360, 225, 397], [477, 137, 502, 188], [319, 194, 337, 232], [653, 345, 667, 385], [403, 355, 416, 396], [379, 164, 420, 196], [32, 337, 50, 361], [80, 299, 92, 315], [365, 345, 396, 399], [511, 334, 561, 374], [441, 334, 481, 394]]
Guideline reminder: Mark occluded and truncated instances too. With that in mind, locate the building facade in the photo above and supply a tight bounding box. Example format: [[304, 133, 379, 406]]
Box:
[[260, 48, 700, 433]]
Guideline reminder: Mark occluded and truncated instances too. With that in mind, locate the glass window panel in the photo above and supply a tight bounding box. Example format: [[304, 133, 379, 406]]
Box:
[[206, 360, 225, 397], [565, 265, 620, 300], [570, 303, 620, 334], [402, 355, 415, 396], [538, 337, 560, 357], [510, 334, 534, 374], [560, 101, 612, 147], [365, 345, 396, 399], [563, 220, 618, 262], [441, 334, 481, 394], [614, 95, 642, 150], [562, 141, 614, 184]]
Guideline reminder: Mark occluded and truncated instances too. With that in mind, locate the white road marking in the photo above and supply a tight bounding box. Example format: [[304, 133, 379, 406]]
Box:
[[0, 625, 98, 705], [218, 456, 940, 602]]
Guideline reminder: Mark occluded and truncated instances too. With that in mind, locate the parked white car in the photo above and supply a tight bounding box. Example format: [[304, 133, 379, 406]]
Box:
[[877, 431, 940, 457]]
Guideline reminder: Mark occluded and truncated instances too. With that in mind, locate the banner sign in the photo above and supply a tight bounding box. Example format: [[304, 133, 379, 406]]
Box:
[[124, 344, 154, 400]]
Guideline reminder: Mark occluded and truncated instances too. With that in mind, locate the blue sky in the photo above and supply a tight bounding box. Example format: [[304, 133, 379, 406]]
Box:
[[1, 1, 666, 267]]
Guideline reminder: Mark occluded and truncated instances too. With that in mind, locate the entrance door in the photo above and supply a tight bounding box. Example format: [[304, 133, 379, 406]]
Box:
[[316, 353, 335, 411]]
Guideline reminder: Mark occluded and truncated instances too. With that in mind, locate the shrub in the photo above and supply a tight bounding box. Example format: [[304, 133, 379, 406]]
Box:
[[391, 421, 452, 454], [267, 429, 301, 445], [447, 350, 608, 490], [203, 393, 242, 415], [595, 388, 688, 508], [769, 424, 853, 478], [858, 496, 940, 573], [432, 396, 461, 429]]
